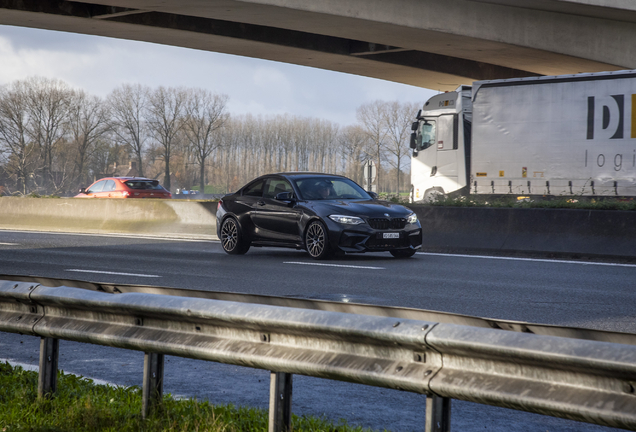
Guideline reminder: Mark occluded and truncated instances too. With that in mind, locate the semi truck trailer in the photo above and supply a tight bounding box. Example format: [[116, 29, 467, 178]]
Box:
[[409, 70, 636, 202]]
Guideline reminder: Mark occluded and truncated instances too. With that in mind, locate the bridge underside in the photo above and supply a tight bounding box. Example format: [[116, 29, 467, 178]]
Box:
[[0, 0, 632, 91]]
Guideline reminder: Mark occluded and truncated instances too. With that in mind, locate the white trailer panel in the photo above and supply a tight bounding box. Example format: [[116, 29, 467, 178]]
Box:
[[471, 71, 636, 196]]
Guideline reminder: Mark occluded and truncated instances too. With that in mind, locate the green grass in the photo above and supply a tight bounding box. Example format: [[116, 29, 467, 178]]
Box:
[[417, 195, 636, 211], [0, 362, 375, 432]]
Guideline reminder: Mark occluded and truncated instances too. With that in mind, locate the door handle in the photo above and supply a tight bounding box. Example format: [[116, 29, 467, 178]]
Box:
[[430, 166, 437, 176], [257, 200, 266, 206]]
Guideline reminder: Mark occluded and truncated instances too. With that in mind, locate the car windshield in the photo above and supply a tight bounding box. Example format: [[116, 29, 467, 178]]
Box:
[[124, 180, 163, 190], [294, 177, 371, 200]]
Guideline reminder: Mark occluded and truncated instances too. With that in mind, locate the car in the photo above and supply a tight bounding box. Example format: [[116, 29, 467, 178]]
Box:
[[75, 177, 172, 199], [216, 172, 422, 259]]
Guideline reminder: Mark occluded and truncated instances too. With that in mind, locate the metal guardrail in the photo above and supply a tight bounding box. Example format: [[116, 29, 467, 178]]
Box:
[[1, 277, 635, 432]]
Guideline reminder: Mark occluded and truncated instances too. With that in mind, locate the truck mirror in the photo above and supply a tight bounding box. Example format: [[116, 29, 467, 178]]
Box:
[[410, 133, 417, 149], [411, 121, 419, 131]]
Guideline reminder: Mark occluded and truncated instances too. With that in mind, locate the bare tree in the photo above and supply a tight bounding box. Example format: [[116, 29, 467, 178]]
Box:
[[146, 86, 187, 191], [356, 101, 388, 192], [68, 90, 110, 188], [0, 81, 35, 194], [384, 101, 418, 194], [183, 89, 228, 194], [339, 125, 367, 184], [108, 84, 150, 177], [25, 77, 72, 193]]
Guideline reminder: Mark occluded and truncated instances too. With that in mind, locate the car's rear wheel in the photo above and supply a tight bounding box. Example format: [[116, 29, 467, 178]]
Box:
[[221, 217, 250, 255], [305, 220, 332, 260], [390, 249, 416, 258]]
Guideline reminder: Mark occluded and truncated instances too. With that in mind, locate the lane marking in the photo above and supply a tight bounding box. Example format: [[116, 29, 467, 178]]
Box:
[[0, 242, 18, 246], [0, 229, 217, 243], [284, 262, 385, 270], [417, 252, 636, 268], [66, 269, 161, 278]]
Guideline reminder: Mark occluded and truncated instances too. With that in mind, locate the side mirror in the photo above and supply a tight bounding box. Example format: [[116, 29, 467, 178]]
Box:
[[367, 191, 379, 200], [79, 187, 87, 194], [410, 132, 417, 149], [411, 121, 419, 131], [275, 191, 294, 201]]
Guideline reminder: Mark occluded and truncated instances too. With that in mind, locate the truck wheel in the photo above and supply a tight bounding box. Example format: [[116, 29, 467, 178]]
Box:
[[423, 188, 444, 203]]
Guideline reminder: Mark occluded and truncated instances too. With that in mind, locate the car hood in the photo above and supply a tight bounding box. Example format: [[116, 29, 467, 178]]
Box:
[[307, 199, 413, 218]]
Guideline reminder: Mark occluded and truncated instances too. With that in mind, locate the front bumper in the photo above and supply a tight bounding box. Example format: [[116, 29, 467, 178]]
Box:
[[324, 219, 422, 253]]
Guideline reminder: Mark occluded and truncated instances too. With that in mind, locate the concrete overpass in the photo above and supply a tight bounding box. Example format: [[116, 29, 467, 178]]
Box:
[[0, 0, 634, 91]]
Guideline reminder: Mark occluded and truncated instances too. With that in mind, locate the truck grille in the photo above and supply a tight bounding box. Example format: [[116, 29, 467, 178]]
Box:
[[367, 218, 407, 230]]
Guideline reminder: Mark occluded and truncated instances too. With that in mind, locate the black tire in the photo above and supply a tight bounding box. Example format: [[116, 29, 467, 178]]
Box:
[[220, 217, 250, 255], [390, 249, 416, 258], [305, 220, 332, 260]]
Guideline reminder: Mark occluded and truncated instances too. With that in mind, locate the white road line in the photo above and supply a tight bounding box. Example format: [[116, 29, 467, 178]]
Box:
[[417, 252, 636, 268], [284, 262, 385, 270], [66, 269, 161, 278], [0, 229, 217, 243], [0, 242, 18, 246]]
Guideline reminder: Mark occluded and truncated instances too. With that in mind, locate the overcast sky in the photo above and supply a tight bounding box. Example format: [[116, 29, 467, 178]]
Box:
[[0, 24, 437, 126]]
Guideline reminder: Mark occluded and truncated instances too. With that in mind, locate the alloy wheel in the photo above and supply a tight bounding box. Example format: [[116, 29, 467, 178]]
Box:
[[221, 218, 238, 252], [306, 222, 326, 258]]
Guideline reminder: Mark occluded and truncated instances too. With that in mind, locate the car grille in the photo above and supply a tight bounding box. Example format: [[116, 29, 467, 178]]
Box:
[[367, 218, 407, 230]]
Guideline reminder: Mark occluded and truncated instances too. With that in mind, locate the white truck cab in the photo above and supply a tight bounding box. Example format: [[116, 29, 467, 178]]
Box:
[[410, 86, 472, 202]]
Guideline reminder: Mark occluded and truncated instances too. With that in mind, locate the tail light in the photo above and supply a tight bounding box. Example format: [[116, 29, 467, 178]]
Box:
[[217, 200, 223, 210], [122, 191, 130, 198]]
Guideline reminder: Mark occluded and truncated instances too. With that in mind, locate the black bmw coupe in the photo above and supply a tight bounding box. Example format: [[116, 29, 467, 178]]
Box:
[[216, 173, 422, 259]]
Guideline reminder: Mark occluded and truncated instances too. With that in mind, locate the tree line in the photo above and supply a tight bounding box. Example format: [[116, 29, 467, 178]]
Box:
[[0, 76, 419, 196]]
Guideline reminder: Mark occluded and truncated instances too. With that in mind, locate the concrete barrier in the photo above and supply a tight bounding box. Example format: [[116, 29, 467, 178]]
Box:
[[409, 206, 636, 260], [1, 198, 634, 260], [0, 197, 217, 240]]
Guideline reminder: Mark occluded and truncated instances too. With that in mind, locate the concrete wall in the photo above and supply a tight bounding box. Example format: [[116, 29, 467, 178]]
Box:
[[1, 198, 634, 260], [410, 206, 636, 260], [0, 197, 217, 240]]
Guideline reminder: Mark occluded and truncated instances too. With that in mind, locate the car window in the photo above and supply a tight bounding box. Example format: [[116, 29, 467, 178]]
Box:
[[242, 179, 265, 197], [103, 180, 116, 192], [294, 177, 370, 200], [87, 180, 106, 193], [124, 180, 162, 190], [263, 178, 292, 199]]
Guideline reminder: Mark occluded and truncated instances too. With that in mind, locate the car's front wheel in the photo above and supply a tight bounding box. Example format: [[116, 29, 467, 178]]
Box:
[[305, 220, 332, 260], [390, 249, 416, 258], [221, 217, 250, 255]]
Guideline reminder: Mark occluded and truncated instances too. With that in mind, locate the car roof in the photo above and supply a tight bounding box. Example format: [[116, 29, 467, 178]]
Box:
[[96, 177, 156, 182], [274, 172, 348, 180]]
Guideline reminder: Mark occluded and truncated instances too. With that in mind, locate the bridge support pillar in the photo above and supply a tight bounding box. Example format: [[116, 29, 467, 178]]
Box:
[[425, 394, 451, 432], [38, 337, 59, 398], [142, 352, 164, 419], [269, 371, 293, 432]]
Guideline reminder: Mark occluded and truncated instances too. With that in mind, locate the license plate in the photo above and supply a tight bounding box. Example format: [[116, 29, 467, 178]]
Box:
[[383, 233, 400, 239]]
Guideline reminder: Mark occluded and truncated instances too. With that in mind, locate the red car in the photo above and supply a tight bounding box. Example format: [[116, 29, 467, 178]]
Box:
[[75, 177, 172, 199]]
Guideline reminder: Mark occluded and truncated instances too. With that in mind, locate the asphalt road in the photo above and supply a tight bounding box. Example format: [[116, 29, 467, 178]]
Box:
[[1, 229, 634, 432]]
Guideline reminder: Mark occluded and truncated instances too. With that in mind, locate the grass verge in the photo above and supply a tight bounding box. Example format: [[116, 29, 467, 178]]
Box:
[[0, 362, 375, 432]]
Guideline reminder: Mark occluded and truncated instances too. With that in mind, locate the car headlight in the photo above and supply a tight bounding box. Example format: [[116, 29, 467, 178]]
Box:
[[329, 215, 364, 225], [407, 213, 418, 224]]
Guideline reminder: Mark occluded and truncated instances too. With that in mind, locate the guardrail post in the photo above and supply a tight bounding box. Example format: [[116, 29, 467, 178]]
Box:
[[142, 352, 164, 419], [38, 337, 59, 398], [425, 395, 451, 432], [269, 372, 293, 432]]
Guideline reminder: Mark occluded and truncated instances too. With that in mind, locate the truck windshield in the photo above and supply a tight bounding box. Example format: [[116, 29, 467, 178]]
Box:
[[418, 120, 436, 151]]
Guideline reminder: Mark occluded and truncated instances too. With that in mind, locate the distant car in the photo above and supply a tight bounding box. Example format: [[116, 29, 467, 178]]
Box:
[[75, 177, 172, 199], [216, 172, 422, 259]]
